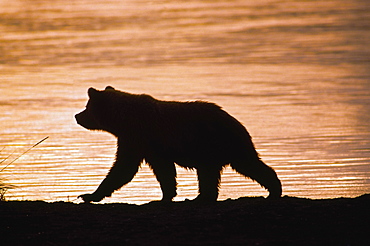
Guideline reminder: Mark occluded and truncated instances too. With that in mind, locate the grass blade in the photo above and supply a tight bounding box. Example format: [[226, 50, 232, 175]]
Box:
[[0, 136, 49, 172]]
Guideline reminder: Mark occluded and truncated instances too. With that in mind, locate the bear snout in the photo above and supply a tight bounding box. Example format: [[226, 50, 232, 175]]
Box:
[[75, 110, 101, 130], [75, 112, 83, 125], [75, 111, 90, 128]]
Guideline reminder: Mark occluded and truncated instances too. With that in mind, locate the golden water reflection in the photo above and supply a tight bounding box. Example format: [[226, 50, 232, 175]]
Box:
[[0, 0, 369, 203]]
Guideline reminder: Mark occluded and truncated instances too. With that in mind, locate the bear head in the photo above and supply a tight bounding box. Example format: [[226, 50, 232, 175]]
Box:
[[75, 86, 117, 132]]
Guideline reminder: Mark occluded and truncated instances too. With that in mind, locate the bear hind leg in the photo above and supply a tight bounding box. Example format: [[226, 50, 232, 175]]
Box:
[[150, 161, 177, 202], [194, 167, 222, 202], [231, 159, 282, 198]]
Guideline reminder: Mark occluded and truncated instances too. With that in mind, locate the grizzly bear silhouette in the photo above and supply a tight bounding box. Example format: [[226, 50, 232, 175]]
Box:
[[75, 86, 282, 203]]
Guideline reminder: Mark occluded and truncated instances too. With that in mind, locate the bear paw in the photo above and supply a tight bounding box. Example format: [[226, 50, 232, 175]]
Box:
[[78, 193, 104, 203]]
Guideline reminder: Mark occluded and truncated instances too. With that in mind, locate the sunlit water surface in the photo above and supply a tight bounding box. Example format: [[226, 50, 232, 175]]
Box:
[[0, 0, 369, 204]]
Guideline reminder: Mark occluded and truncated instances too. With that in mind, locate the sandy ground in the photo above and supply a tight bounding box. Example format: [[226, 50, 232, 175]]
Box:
[[1, 194, 369, 245]]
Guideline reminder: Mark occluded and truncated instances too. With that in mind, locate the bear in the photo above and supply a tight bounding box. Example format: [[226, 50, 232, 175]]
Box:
[[75, 86, 282, 203]]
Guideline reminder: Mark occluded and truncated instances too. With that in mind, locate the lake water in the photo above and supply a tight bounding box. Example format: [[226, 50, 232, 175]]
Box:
[[0, 0, 369, 204]]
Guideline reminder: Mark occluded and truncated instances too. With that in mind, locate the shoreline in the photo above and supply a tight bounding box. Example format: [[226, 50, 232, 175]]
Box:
[[1, 194, 369, 245]]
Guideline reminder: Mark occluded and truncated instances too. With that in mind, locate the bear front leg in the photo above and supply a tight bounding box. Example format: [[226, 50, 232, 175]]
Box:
[[150, 161, 177, 202], [79, 152, 142, 203]]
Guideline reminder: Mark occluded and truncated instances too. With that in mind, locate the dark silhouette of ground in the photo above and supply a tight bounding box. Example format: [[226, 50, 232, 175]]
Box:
[[1, 194, 369, 245]]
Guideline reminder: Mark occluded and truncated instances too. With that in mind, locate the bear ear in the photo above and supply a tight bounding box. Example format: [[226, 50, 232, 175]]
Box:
[[105, 86, 115, 91], [88, 87, 100, 98]]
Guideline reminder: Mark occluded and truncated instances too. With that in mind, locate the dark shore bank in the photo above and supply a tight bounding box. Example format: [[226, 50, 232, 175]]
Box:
[[1, 194, 369, 246]]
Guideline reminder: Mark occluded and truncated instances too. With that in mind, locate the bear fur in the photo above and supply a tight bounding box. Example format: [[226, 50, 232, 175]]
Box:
[[75, 86, 282, 203]]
